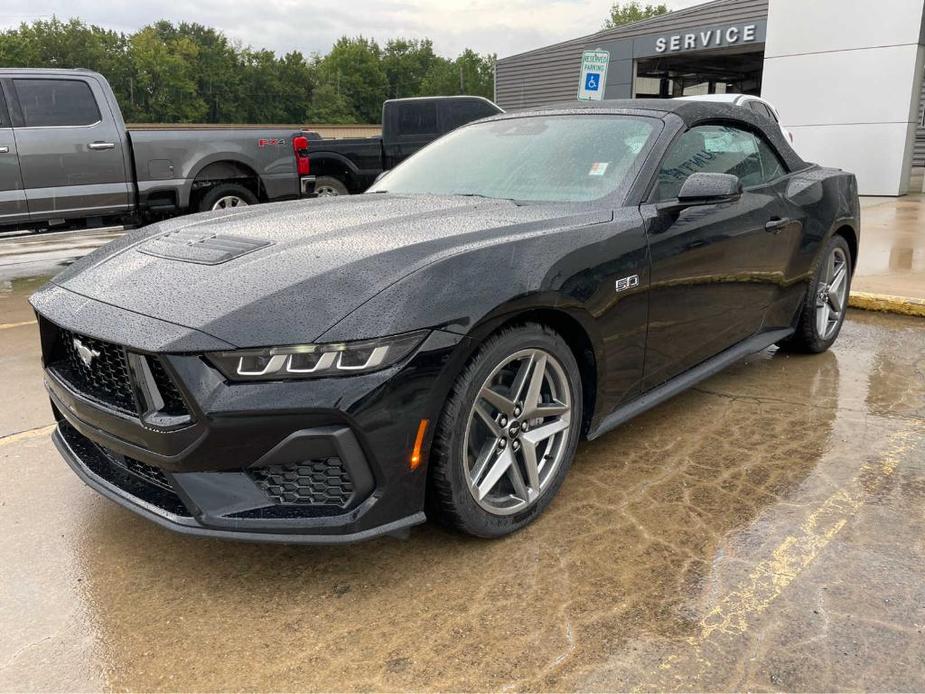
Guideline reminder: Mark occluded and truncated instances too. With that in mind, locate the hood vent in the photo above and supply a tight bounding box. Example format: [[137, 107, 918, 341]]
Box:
[[139, 229, 272, 265]]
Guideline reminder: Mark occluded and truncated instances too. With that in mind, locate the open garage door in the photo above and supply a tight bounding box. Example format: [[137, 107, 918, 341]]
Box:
[[634, 47, 764, 98]]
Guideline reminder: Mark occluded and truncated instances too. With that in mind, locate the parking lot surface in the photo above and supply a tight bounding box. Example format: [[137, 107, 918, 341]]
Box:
[[1, 259, 924, 691]]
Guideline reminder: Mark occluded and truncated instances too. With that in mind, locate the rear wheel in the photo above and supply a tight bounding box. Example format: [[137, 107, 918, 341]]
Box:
[[198, 183, 258, 212], [314, 176, 349, 197], [779, 235, 852, 353], [430, 324, 582, 538]]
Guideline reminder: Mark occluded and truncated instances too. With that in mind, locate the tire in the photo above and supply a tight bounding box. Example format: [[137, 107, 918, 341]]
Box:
[[430, 323, 583, 538], [198, 183, 258, 213], [778, 234, 852, 353], [314, 176, 349, 197]]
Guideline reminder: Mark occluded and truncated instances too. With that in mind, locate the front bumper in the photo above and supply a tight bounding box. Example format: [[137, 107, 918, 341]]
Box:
[[54, 422, 424, 543], [40, 316, 465, 543]]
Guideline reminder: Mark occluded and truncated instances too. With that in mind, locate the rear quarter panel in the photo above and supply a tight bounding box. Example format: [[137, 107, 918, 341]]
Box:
[[765, 165, 860, 329], [128, 128, 300, 208]]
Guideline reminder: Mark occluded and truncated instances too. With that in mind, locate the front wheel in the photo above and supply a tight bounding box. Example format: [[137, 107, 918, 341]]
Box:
[[430, 324, 583, 538], [779, 235, 852, 353]]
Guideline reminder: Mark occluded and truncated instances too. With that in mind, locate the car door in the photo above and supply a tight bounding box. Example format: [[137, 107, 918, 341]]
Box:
[[0, 83, 28, 226], [9, 75, 130, 222], [640, 124, 797, 389]]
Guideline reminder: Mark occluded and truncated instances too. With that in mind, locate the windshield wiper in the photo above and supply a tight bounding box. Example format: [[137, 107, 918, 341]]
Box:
[[451, 193, 522, 204]]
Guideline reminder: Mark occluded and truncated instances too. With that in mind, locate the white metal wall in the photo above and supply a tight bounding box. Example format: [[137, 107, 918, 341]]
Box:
[[761, 0, 925, 195], [915, 71, 925, 167]]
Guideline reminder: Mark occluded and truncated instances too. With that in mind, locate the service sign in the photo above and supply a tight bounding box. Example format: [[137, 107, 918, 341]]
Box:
[[577, 49, 610, 101]]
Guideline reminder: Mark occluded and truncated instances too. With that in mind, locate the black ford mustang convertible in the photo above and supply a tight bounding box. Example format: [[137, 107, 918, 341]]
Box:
[[32, 99, 859, 543]]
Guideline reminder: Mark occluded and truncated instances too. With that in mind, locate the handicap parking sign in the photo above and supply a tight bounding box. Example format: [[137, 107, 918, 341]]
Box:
[[578, 50, 609, 101]]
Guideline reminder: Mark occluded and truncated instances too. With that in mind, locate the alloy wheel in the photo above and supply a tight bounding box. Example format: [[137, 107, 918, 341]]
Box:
[[211, 195, 248, 211], [462, 348, 572, 516], [815, 246, 848, 340], [316, 186, 341, 197]]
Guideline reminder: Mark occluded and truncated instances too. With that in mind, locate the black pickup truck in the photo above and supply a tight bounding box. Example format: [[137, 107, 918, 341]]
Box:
[[304, 96, 502, 195]]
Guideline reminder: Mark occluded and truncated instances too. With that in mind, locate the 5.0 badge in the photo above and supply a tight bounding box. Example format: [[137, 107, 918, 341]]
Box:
[[615, 275, 640, 293]]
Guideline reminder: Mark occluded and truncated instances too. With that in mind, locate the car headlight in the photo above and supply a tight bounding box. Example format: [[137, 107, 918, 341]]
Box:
[[206, 331, 428, 381]]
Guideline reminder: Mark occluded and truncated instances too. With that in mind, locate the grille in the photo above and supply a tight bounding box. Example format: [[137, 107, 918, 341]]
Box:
[[47, 323, 191, 419], [114, 454, 172, 491], [249, 458, 355, 507], [58, 422, 190, 517], [148, 358, 189, 416], [56, 329, 136, 413]]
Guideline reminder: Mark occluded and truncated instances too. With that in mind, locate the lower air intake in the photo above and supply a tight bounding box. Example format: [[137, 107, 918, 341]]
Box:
[[249, 458, 355, 507]]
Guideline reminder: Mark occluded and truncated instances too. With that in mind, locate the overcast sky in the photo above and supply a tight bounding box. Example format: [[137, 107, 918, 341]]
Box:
[[1, 0, 706, 58]]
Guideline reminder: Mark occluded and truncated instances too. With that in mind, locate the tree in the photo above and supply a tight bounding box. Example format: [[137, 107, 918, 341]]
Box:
[[0, 17, 499, 125], [129, 26, 207, 122], [455, 49, 496, 99], [309, 82, 357, 123], [419, 50, 495, 99], [382, 38, 443, 99], [0, 18, 132, 109], [317, 36, 388, 123], [603, 1, 669, 29], [160, 22, 246, 122]]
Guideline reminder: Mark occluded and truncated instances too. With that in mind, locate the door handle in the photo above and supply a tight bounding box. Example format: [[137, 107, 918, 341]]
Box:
[[765, 217, 791, 234], [0, 146, 9, 154], [88, 142, 115, 150]]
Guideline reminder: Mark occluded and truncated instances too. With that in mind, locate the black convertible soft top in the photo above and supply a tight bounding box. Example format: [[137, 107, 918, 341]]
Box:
[[503, 98, 810, 174]]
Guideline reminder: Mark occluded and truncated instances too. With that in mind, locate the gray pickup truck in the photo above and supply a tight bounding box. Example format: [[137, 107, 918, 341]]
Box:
[[0, 68, 313, 232]]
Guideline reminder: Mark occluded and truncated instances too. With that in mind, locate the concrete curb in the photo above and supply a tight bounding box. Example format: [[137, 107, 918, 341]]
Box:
[[849, 291, 925, 318]]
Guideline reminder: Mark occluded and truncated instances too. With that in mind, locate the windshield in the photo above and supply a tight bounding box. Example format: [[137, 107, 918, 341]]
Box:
[[368, 115, 658, 203]]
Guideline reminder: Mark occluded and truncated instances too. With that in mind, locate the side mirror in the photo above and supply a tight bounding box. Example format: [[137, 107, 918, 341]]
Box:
[[657, 173, 742, 213]]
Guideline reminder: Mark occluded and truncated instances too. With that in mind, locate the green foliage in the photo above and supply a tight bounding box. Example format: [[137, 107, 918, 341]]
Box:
[[382, 38, 441, 99], [317, 36, 389, 123], [603, 1, 669, 29], [418, 48, 496, 99], [0, 17, 497, 124], [129, 25, 207, 122]]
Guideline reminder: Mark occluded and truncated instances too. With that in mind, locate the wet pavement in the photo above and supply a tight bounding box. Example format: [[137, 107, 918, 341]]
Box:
[[1, 247, 924, 691], [855, 195, 925, 301]]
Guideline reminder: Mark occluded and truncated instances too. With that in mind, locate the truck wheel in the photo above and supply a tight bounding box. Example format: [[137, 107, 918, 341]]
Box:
[[198, 183, 258, 212], [314, 177, 349, 197]]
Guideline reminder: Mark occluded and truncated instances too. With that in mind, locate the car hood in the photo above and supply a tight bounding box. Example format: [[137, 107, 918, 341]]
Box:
[[48, 194, 609, 348]]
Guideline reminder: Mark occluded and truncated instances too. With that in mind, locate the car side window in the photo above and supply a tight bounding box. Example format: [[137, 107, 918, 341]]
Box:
[[655, 125, 766, 200], [397, 101, 438, 136], [0, 87, 10, 128], [441, 99, 498, 132], [754, 135, 787, 182], [14, 79, 101, 127]]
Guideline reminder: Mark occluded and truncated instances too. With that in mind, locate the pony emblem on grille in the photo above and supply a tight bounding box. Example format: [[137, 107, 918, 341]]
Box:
[[73, 338, 100, 368]]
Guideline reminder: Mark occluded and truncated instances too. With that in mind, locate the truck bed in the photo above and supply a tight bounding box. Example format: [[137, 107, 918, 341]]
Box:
[[128, 127, 304, 210]]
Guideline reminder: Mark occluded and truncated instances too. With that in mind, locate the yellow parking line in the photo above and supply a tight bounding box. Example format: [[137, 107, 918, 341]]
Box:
[[0, 424, 55, 447], [0, 320, 37, 330], [641, 423, 921, 689]]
